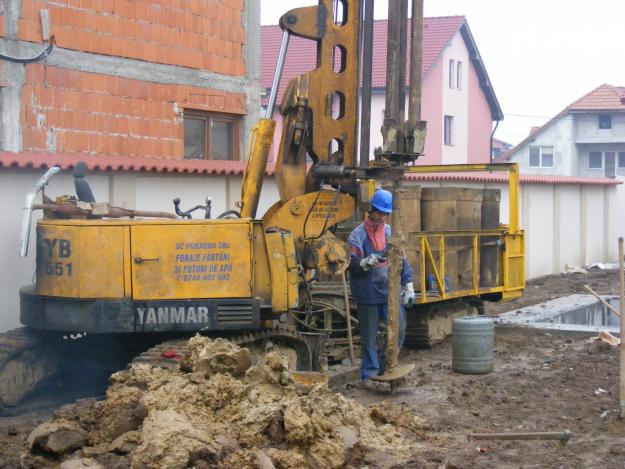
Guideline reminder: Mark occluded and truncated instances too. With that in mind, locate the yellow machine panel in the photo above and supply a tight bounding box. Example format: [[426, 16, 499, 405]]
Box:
[[130, 220, 252, 300], [265, 230, 299, 312], [36, 222, 127, 299]]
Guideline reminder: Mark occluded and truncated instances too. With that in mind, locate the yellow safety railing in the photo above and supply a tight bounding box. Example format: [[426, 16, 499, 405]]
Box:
[[401, 163, 525, 303]]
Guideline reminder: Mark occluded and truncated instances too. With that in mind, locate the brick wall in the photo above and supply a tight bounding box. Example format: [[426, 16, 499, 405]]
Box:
[[21, 64, 246, 157], [18, 0, 245, 75], [0, 1, 256, 158]]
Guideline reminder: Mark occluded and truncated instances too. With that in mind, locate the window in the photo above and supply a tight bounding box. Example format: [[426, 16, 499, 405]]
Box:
[[456, 61, 462, 90], [541, 147, 553, 167], [183, 111, 240, 160], [529, 147, 540, 167], [605, 152, 616, 178], [449, 59, 455, 89], [619, 152, 625, 168], [589, 151, 602, 169], [444, 115, 454, 145], [528, 146, 554, 168], [598, 115, 612, 129]]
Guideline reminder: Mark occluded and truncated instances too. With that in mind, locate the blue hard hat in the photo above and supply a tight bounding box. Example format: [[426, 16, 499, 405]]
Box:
[[370, 189, 392, 214]]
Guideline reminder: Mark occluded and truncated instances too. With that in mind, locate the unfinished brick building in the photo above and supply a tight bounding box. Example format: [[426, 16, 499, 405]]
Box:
[[0, 0, 260, 160]]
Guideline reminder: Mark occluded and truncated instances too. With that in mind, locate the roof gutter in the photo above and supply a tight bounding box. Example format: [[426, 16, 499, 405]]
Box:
[[490, 119, 500, 164]]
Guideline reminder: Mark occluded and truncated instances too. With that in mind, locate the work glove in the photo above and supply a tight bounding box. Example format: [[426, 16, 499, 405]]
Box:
[[360, 253, 383, 271], [403, 282, 415, 308]]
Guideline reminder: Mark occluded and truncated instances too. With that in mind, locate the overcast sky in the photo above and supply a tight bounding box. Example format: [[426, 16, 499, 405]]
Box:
[[260, 0, 625, 145]]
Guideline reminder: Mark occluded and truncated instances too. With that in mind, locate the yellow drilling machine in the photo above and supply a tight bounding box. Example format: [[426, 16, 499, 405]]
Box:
[[2, 0, 524, 410]]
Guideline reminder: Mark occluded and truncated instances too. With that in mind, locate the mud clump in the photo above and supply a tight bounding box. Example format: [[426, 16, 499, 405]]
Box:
[[23, 335, 426, 468], [180, 336, 252, 377]]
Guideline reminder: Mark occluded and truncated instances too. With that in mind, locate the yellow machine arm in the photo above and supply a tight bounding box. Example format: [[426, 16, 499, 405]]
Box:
[[274, 0, 361, 201], [241, 0, 361, 215]]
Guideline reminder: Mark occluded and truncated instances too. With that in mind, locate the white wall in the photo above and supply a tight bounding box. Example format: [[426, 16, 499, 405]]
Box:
[[510, 116, 576, 176], [608, 180, 625, 260]]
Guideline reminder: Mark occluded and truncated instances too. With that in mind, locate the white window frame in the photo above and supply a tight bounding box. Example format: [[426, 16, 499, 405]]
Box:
[[444, 115, 454, 146], [449, 59, 455, 89], [528, 146, 554, 168], [456, 61, 462, 90]]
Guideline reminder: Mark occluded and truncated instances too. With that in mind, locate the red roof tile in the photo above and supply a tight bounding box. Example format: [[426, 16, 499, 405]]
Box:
[[261, 16, 466, 105], [0, 152, 277, 175], [1, 152, 618, 186], [569, 84, 625, 111]]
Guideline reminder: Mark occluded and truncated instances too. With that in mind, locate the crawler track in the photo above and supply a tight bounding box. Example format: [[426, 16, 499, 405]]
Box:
[[132, 326, 325, 371], [0, 328, 59, 409]]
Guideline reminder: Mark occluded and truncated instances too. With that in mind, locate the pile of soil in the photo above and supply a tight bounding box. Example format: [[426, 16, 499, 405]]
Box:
[[19, 336, 428, 469]]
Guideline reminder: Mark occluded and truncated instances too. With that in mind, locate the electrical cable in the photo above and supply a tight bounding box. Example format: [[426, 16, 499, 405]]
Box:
[[216, 209, 241, 219], [289, 298, 358, 333], [0, 37, 55, 63]]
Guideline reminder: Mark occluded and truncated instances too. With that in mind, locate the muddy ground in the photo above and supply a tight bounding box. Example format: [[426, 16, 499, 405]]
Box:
[[1, 269, 624, 468]]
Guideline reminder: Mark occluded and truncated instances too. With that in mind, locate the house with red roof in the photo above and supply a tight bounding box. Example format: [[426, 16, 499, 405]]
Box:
[[261, 16, 503, 165], [503, 84, 625, 178], [491, 138, 513, 161]]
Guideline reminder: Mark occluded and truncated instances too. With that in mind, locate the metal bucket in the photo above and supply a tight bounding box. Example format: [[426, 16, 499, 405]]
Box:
[[452, 316, 494, 374]]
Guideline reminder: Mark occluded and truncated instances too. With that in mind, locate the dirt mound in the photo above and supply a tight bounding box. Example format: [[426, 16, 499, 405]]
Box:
[[23, 335, 426, 468]]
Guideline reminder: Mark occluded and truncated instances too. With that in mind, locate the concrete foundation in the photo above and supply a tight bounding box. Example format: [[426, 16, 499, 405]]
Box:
[[496, 293, 621, 334]]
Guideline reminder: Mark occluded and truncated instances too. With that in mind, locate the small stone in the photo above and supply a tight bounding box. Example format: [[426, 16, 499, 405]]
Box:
[[337, 426, 359, 449], [27, 419, 89, 456], [255, 450, 277, 469], [181, 337, 252, 377], [108, 430, 141, 454], [59, 457, 104, 469], [215, 434, 241, 460]]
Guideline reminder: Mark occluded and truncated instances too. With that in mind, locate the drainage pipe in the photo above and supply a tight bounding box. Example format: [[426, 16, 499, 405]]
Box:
[[619, 237, 624, 418]]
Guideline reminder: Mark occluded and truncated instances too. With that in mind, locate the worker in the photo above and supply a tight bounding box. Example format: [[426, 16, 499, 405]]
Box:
[[347, 189, 415, 387]]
